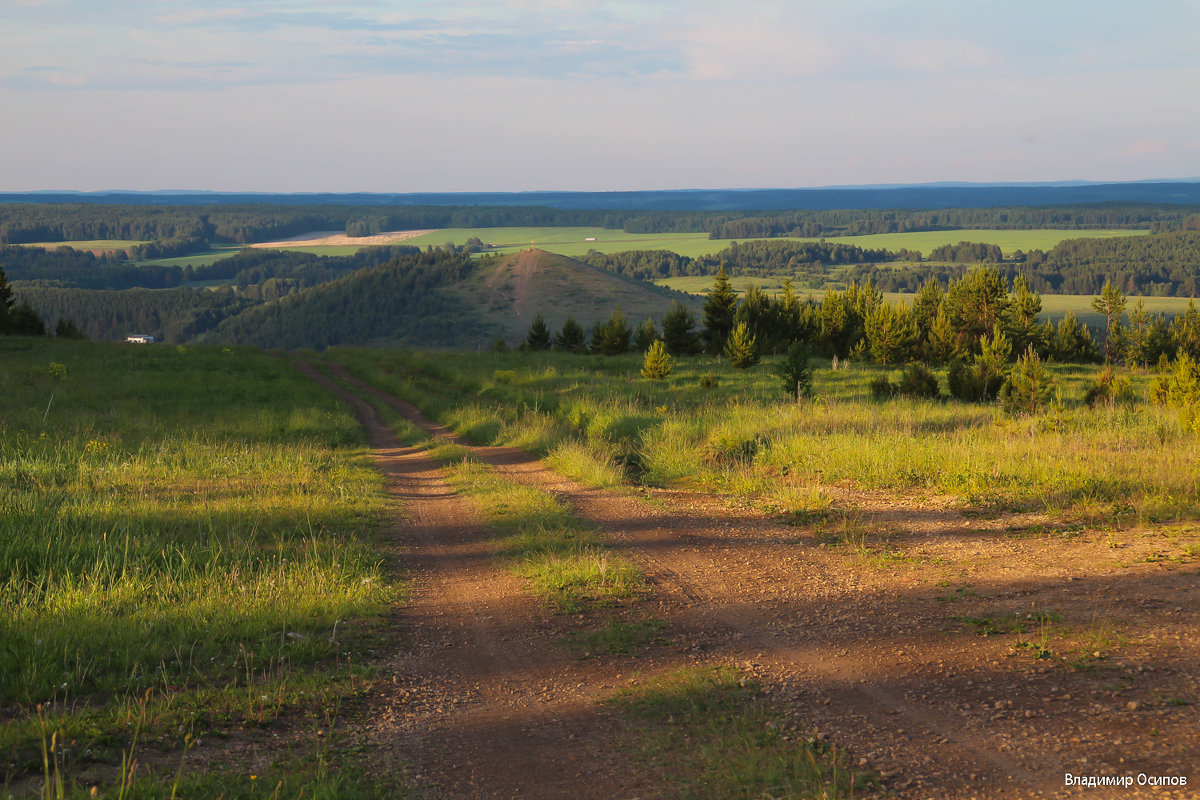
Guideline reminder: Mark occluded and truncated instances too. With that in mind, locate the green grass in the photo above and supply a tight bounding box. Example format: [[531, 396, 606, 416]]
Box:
[[0, 338, 401, 794], [324, 348, 1200, 528], [427, 447, 644, 613], [811, 228, 1145, 257], [402, 227, 1143, 261], [610, 666, 867, 798], [134, 244, 245, 268], [559, 618, 668, 657]]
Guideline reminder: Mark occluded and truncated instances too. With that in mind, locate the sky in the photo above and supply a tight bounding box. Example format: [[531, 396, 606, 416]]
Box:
[[2, 0, 1198, 193]]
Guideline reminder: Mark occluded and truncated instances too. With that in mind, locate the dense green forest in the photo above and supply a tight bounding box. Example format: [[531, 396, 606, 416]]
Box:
[[16, 285, 254, 342], [582, 233, 1200, 298], [1, 243, 421, 291], [200, 251, 495, 349], [709, 206, 1200, 238], [846, 232, 1200, 295], [579, 240, 917, 281]]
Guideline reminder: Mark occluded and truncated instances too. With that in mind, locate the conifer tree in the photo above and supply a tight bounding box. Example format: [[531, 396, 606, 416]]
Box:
[[635, 317, 658, 352], [1000, 346, 1056, 415], [702, 265, 738, 354], [554, 316, 586, 352], [1091, 279, 1127, 362], [640, 339, 672, 380], [1053, 311, 1100, 363], [524, 314, 551, 351], [0, 266, 12, 333], [724, 321, 759, 369], [662, 302, 700, 355], [777, 341, 813, 399], [591, 309, 632, 355]]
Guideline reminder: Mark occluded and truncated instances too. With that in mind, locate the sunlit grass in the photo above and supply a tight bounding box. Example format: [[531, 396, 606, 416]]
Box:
[[0, 339, 398, 792], [325, 347, 1200, 524]]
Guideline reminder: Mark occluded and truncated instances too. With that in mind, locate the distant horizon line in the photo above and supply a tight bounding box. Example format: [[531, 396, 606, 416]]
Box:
[[7, 177, 1200, 196]]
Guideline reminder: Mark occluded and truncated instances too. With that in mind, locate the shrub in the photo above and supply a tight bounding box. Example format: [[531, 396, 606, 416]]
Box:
[[640, 339, 673, 381], [895, 363, 940, 399], [869, 374, 895, 400], [698, 372, 718, 390], [1083, 366, 1134, 407]]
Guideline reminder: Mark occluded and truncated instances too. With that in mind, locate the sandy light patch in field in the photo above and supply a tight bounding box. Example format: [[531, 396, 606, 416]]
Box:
[[249, 230, 436, 249]]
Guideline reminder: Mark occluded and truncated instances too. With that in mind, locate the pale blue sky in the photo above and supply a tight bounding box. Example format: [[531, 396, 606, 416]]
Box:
[[2, 1, 1197, 192]]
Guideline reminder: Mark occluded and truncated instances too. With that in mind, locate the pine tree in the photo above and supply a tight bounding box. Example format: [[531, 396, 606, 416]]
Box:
[[635, 317, 658, 352], [591, 309, 632, 355], [0, 266, 13, 334], [662, 302, 700, 355], [554, 317, 586, 352], [702, 265, 738, 355], [724, 321, 759, 369], [777, 341, 813, 398], [1053, 311, 1100, 363], [524, 314, 551, 351], [1170, 300, 1200, 361], [640, 339, 672, 380], [1000, 346, 1056, 415], [1091, 279, 1127, 362], [865, 303, 917, 365]]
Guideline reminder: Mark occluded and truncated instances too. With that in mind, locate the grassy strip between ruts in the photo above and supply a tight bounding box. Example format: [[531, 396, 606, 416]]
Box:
[[609, 666, 874, 799], [1, 339, 404, 798], [314, 363, 645, 615]]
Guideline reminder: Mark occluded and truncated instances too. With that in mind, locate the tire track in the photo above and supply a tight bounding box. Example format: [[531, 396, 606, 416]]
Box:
[[323, 360, 1071, 799]]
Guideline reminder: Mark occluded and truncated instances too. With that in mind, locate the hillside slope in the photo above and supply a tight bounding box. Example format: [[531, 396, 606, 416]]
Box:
[[447, 248, 698, 343], [196, 248, 694, 350]]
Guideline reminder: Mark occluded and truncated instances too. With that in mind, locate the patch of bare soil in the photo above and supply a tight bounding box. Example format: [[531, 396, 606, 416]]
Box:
[[249, 230, 435, 249], [321, 362, 1199, 799]]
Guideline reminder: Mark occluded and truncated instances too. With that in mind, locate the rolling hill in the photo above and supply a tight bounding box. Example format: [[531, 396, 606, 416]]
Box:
[[445, 248, 698, 343], [197, 248, 694, 350]]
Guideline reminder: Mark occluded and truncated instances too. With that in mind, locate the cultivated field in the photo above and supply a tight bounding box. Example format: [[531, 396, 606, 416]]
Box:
[[400, 227, 1144, 260]]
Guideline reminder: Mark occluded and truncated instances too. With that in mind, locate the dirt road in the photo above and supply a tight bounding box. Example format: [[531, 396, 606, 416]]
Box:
[[309, 361, 1199, 799]]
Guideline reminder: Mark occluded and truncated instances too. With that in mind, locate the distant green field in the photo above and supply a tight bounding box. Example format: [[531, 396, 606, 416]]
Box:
[[19, 227, 1146, 265], [399, 226, 1144, 260], [19, 239, 149, 250], [816, 228, 1144, 256], [134, 243, 244, 267], [398, 227, 719, 258], [658, 275, 1195, 327]]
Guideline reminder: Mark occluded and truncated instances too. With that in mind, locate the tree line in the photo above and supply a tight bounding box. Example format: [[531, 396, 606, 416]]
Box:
[[844, 232, 1200, 297], [709, 206, 1200, 239], [520, 266, 1199, 381]]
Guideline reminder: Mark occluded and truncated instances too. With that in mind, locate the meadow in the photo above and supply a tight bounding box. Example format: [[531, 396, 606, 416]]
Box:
[[396, 227, 1142, 260], [0, 339, 399, 797], [325, 347, 1200, 528]]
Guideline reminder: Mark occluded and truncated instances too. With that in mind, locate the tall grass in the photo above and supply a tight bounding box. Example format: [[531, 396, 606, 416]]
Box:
[[326, 347, 1200, 524], [0, 340, 397, 792]]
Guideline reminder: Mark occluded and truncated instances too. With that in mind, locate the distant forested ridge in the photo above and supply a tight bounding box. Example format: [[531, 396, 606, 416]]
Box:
[[579, 239, 916, 281], [847, 232, 1200, 296], [4, 201, 1199, 251], [1, 244, 422, 292], [16, 285, 254, 342], [709, 206, 1200, 239], [200, 251, 495, 349]]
